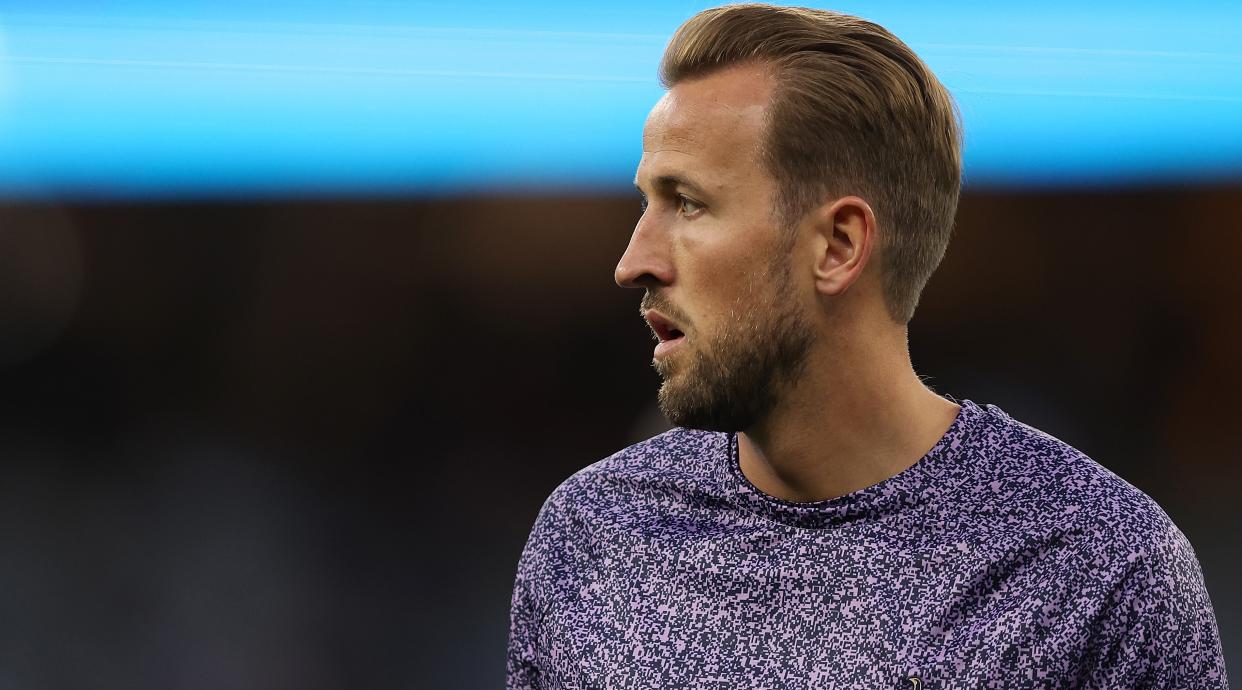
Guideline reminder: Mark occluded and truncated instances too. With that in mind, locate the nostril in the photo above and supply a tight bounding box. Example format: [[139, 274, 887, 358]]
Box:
[[615, 265, 658, 289], [630, 272, 663, 289]]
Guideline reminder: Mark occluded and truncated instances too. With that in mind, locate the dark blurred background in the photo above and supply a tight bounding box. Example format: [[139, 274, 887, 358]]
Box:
[[0, 188, 1239, 687], [1, 2, 1240, 688]]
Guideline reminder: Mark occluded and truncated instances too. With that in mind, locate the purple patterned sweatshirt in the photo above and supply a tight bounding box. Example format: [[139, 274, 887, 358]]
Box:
[[507, 400, 1228, 689]]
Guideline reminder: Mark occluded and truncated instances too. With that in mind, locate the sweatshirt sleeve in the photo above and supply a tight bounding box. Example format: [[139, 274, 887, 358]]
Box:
[[506, 552, 543, 690], [507, 475, 589, 690], [506, 496, 554, 690], [1076, 523, 1229, 689]]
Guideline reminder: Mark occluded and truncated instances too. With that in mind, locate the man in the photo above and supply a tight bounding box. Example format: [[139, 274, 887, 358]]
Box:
[[507, 5, 1228, 688]]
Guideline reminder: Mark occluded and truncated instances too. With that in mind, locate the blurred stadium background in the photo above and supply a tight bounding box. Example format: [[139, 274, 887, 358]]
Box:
[[0, 1, 1238, 687]]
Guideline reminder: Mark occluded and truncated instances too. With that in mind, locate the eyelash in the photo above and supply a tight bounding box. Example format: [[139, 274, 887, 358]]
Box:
[[677, 195, 704, 216], [637, 194, 704, 217]]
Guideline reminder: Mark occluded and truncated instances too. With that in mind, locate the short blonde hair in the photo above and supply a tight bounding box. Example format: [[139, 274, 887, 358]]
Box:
[[660, 4, 962, 323]]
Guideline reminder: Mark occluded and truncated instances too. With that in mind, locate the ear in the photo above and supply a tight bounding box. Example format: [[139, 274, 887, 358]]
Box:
[[808, 195, 876, 297]]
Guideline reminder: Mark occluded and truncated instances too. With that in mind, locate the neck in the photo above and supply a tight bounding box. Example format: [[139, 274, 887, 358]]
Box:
[[737, 322, 959, 503]]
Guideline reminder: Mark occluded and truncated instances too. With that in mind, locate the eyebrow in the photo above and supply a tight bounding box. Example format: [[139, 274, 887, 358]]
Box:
[[634, 174, 709, 198]]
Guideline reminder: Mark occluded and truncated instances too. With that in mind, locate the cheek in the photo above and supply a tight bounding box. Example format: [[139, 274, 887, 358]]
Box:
[[689, 276, 765, 341], [677, 222, 783, 325]]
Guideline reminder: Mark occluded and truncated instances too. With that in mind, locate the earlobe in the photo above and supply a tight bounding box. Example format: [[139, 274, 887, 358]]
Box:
[[812, 196, 875, 297]]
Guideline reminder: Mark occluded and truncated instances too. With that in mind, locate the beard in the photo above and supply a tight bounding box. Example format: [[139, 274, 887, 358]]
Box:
[[646, 255, 815, 432]]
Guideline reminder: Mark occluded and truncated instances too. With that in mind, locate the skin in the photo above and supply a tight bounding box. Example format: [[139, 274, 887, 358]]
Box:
[[615, 62, 960, 503]]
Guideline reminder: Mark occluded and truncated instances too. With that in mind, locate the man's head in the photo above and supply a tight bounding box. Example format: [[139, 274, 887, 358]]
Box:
[[616, 4, 961, 431]]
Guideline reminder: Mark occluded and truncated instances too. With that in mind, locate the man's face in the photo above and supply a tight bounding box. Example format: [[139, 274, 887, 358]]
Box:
[[615, 63, 815, 432]]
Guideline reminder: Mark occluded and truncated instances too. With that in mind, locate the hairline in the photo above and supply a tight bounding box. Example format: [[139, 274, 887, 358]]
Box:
[[661, 57, 845, 243]]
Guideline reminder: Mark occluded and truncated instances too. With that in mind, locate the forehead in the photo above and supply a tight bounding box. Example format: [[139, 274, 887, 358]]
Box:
[[638, 64, 774, 188]]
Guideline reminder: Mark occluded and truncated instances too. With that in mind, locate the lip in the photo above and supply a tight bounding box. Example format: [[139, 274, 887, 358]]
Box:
[[643, 309, 687, 359]]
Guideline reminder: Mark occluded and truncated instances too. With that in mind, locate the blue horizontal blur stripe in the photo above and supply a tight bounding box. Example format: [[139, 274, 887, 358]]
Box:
[[0, 1, 1239, 199]]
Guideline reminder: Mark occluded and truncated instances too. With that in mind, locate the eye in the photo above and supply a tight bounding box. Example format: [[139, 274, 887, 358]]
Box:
[[677, 195, 704, 217]]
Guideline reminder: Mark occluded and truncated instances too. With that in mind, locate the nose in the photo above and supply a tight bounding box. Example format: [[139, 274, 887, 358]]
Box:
[[614, 214, 674, 289]]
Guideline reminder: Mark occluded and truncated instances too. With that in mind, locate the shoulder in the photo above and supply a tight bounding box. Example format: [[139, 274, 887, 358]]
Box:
[[542, 426, 728, 517], [949, 403, 1227, 686], [585, 426, 728, 476], [965, 403, 1195, 570], [516, 427, 727, 589], [957, 404, 1184, 560]]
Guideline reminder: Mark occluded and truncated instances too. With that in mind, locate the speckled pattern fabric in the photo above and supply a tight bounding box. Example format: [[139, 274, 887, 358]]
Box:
[[507, 400, 1228, 689]]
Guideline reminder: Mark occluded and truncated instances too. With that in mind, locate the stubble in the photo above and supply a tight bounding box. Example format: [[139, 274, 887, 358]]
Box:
[[652, 253, 815, 432]]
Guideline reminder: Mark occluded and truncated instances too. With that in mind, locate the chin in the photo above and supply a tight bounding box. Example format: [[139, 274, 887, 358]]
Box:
[[656, 378, 761, 433]]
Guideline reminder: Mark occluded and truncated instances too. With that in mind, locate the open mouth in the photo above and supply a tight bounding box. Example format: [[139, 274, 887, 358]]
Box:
[[644, 310, 686, 345]]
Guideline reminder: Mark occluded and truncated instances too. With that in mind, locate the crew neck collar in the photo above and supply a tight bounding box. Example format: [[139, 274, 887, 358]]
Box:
[[720, 399, 985, 530]]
